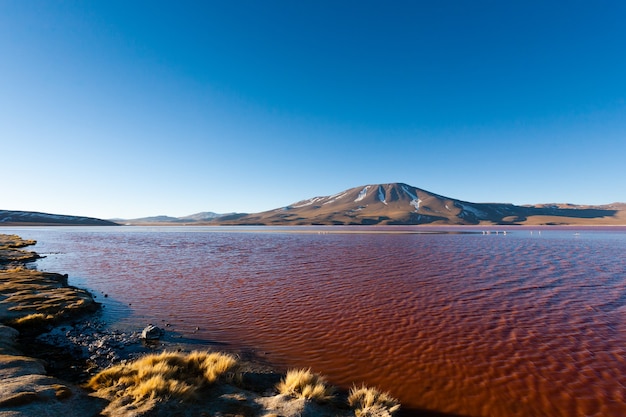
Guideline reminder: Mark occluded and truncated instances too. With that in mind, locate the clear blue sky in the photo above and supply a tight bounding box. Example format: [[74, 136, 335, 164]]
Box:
[[2, 1, 625, 219]]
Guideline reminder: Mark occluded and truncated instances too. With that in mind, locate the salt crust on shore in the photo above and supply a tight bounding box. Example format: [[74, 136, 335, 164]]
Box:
[[0, 234, 399, 417]]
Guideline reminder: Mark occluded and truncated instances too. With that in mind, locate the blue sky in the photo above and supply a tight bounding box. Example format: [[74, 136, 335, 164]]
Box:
[[2, 1, 625, 219]]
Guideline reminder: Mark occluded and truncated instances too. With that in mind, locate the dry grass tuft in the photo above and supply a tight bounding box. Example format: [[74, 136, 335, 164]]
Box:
[[52, 384, 73, 400], [0, 234, 39, 266], [4, 266, 26, 273], [348, 385, 400, 416], [0, 268, 97, 326], [0, 234, 36, 249], [12, 313, 56, 326], [87, 351, 239, 402], [276, 368, 334, 402]]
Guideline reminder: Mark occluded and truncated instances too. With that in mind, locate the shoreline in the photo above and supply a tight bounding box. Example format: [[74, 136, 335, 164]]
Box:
[[0, 234, 424, 417], [0, 234, 105, 416]]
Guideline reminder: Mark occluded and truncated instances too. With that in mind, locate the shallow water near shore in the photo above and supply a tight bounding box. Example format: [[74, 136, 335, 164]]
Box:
[[2, 225, 625, 416]]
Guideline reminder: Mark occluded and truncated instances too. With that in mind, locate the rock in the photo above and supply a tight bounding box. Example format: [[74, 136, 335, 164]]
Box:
[[0, 325, 21, 356], [141, 325, 162, 340], [0, 335, 106, 416], [0, 354, 46, 379], [0, 372, 107, 416]]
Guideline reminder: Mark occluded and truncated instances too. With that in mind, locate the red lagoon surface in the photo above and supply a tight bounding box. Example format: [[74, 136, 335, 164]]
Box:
[[21, 226, 626, 417]]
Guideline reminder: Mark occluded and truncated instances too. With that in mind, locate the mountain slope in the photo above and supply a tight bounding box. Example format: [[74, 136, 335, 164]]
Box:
[[117, 212, 244, 225], [211, 183, 625, 226], [0, 210, 119, 226], [180, 212, 227, 221]]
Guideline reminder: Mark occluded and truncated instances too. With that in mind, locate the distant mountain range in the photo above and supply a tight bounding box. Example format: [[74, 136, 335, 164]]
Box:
[[0, 210, 118, 226], [208, 183, 626, 226], [116, 212, 240, 224], [3, 183, 625, 226]]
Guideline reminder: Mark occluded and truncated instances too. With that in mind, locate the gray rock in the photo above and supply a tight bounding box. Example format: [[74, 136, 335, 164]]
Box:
[[140, 325, 162, 340]]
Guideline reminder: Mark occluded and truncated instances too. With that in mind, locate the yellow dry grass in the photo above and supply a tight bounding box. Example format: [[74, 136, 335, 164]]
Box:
[[276, 368, 334, 402], [12, 313, 56, 326], [87, 351, 240, 402], [0, 234, 36, 250], [348, 385, 400, 416], [0, 235, 39, 266], [0, 268, 95, 326]]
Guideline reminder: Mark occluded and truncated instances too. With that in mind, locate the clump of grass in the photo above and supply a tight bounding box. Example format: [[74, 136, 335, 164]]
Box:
[[276, 368, 334, 402], [87, 351, 239, 402], [1, 268, 97, 326], [0, 234, 36, 249], [348, 385, 400, 416], [12, 313, 56, 326], [4, 266, 26, 273]]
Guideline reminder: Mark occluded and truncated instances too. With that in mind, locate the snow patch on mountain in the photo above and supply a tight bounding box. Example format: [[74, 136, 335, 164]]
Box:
[[323, 191, 349, 205], [291, 197, 325, 208], [401, 185, 417, 200], [354, 186, 370, 202], [378, 186, 387, 205], [402, 185, 422, 211], [459, 203, 487, 219]]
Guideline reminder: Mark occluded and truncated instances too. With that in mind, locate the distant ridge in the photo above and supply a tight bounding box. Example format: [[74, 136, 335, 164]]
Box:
[[208, 183, 626, 226], [28, 183, 622, 227], [180, 212, 227, 222], [119, 212, 243, 225], [0, 210, 119, 226]]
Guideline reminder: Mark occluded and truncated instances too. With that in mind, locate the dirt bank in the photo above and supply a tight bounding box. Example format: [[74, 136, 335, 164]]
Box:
[[0, 234, 105, 416]]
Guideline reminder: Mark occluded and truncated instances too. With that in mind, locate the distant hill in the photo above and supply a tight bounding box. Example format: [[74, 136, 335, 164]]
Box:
[[180, 212, 232, 222], [44, 183, 622, 227], [208, 183, 626, 226], [119, 212, 244, 225], [0, 210, 119, 226], [120, 215, 187, 224]]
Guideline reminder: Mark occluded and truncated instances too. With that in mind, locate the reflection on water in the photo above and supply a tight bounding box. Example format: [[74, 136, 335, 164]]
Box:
[[4, 226, 626, 417]]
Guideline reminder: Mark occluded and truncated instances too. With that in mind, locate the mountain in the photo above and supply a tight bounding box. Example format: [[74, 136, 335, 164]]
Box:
[[121, 215, 187, 224], [0, 210, 119, 226], [119, 212, 243, 225], [180, 212, 233, 222], [209, 183, 626, 226], [111, 211, 245, 226]]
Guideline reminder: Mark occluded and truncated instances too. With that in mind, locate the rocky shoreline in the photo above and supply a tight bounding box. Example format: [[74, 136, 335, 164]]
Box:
[[0, 234, 405, 417], [0, 234, 106, 416]]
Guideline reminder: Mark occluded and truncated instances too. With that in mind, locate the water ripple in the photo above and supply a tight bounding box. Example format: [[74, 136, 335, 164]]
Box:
[[16, 226, 626, 417]]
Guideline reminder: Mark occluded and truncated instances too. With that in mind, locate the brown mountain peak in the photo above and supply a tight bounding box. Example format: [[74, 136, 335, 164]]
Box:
[[211, 183, 625, 226]]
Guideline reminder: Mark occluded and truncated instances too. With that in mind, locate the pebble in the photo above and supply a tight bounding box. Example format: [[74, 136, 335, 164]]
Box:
[[36, 318, 147, 371]]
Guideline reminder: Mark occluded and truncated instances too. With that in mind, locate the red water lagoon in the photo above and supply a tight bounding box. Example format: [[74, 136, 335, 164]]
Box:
[[11, 225, 626, 417]]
